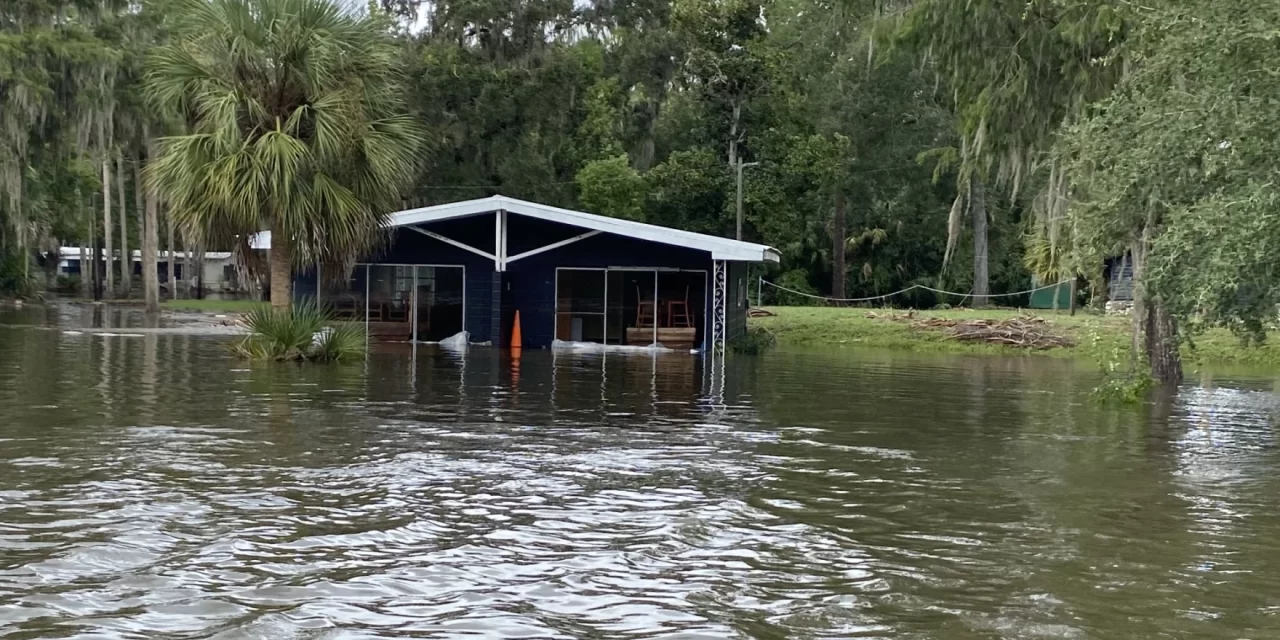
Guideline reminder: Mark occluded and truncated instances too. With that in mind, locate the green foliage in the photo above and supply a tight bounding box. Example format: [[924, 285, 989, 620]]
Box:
[[729, 325, 776, 355], [234, 299, 366, 362], [575, 155, 645, 220], [1092, 349, 1154, 404], [53, 274, 81, 294], [310, 322, 368, 362], [1069, 0, 1280, 351], [146, 0, 424, 267], [0, 250, 37, 298]]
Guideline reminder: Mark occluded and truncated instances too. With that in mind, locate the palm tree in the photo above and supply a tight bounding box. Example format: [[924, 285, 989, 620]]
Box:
[[145, 0, 423, 308]]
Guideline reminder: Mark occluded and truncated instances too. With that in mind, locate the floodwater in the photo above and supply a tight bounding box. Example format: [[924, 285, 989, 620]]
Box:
[[3, 305, 1280, 639]]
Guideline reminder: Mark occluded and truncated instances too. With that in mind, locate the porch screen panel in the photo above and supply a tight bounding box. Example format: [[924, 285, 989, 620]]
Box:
[[555, 269, 605, 343], [414, 266, 464, 341], [607, 270, 657, 346], [367, 265, 413, 341], [322, 264, 368, 322]]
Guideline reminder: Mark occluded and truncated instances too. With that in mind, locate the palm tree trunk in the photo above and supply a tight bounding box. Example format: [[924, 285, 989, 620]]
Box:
[[166, 203, 175, 299], [184, 241, 193, 298], [85, 204, 96, 299], [80, 227, 90, 299], [116, 150, 130, 297], [832, 190, 847, 302], [140, 144, 160, 313], [193, 242, 205, 299], [269, 223, 293, 309], [970, 178, 989, 308], [100, 152, 114, 299]]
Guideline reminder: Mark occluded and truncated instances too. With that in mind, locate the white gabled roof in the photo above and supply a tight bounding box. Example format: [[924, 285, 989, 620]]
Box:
[[250, 196, 780, 263]]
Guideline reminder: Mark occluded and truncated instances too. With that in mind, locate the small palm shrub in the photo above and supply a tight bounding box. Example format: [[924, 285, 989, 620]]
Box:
[[234, 299, 366, 362]]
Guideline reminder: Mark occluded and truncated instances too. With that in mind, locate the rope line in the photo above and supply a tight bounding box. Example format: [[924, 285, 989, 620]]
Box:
[[760, 279, 1068, 304]]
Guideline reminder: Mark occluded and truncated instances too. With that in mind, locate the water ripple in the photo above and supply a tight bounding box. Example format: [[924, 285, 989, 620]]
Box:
[[3, 322, 1280, 638]]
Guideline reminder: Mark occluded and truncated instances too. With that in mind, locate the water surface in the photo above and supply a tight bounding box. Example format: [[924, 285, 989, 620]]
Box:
[[2, 305, 1280, 639]]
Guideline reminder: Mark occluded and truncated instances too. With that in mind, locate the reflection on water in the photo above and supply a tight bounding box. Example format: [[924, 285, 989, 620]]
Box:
[[3, 307, 1280, 638]]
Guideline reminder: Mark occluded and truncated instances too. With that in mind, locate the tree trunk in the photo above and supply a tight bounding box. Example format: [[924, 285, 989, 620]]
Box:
[[194, 242, 205, 299], [80, 228, 90, 298], [166, 203, 176, 299], [970, 178, 989, 308], [1068, 278, 1078, 316], [832, 190, 847, 301], [1052, 281, 1061, 313], [1129, 241, 1146, 372], [140, 145, 160, 314], [184, 241, 193, 298], [116, 150, 130, 297], [1131, 224, 1182, 384], [86, 205, 96, 299], [101, 153, 114, 299], [1146, 300, 1183, 384], [269, 223, 293, 309]]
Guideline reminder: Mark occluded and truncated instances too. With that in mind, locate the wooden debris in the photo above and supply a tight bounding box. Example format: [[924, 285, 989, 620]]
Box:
[[910, 314, 1073, 349]]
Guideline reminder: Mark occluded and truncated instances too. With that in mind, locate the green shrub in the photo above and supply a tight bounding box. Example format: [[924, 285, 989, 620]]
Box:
[[729, 325, 777, 355], [310, 322, 367, 361], [0, 251, 38, 299], [233, 299, 366, 362], [53, 274, 82, 294]]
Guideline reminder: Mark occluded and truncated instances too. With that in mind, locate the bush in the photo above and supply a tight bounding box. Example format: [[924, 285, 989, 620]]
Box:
[[767, 269, 820, 306], [53, 274, 81, 294], [729, 325, 776, 355], [0, 251, 39, 299], [233, 299, 366, 362]]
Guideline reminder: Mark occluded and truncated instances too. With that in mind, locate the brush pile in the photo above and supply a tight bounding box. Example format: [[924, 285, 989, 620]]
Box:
[[912, 315, 1073, 349]]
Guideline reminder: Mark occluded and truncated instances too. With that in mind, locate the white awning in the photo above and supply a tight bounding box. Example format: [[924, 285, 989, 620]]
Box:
[[250, 195, 780, 263]]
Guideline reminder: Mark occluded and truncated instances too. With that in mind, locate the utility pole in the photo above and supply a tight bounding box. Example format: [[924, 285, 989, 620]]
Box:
[[735, 159, 759, 241]]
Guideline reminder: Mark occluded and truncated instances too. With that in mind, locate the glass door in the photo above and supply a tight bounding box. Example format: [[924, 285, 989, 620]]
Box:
[[555, 269, 606, 343], [606, 269, 657, 346]]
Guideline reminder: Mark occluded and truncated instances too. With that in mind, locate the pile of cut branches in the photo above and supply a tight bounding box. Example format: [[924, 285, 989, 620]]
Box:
[[911, 315, 1074, 350]]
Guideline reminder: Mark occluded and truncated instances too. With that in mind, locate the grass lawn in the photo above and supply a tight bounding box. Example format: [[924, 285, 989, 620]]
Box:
[[752, 306, 1280, 368], [162, 299, 262, 314]]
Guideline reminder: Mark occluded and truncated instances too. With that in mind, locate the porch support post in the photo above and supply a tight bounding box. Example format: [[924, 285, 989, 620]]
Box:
[[493, 210, 507, 272], [491, 272, 502, 347], [492, 209, 506, 346], [711, 259, 728, 356]]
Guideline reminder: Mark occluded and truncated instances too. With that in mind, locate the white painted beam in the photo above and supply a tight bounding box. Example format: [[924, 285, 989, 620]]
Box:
[[405, 226, 495, 261], [505, 230, 602, 265]]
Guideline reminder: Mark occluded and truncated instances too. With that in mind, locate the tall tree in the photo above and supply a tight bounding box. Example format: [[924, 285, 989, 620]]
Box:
[[891, 0, 1125, 305], [116, 150, 130, 296], [1069, 0, 1280, 382], [146, 0, 424, 308]]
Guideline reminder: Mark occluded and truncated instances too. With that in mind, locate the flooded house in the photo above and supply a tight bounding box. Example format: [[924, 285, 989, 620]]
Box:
[[263, 196, 780, 352]]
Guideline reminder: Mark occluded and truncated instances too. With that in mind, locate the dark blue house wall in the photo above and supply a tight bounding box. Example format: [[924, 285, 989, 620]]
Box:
[[292, 212, 752, 349], [376, 223, 498, 342], [503, 222, 714, 348], [293, 214, 500, 342]]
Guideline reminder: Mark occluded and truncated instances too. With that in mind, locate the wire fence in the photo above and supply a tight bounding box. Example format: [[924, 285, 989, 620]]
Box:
[[756, 278, 1071, 308]]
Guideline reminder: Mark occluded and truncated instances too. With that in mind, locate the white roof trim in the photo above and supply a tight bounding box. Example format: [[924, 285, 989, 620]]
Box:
[[250, 196, 780, 263]]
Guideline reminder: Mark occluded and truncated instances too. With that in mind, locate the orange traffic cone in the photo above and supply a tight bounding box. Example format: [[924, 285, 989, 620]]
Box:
[[510, 310, 523, 352]]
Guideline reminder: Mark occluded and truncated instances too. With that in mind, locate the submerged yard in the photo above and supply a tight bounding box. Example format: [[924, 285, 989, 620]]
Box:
[[752, 306, 1280, 367]]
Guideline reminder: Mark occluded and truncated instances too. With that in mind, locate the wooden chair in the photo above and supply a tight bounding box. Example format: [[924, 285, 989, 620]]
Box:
[[384, 296, 410, 322], [666, 285, 692, 328], [635, 284, 656, 328]]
